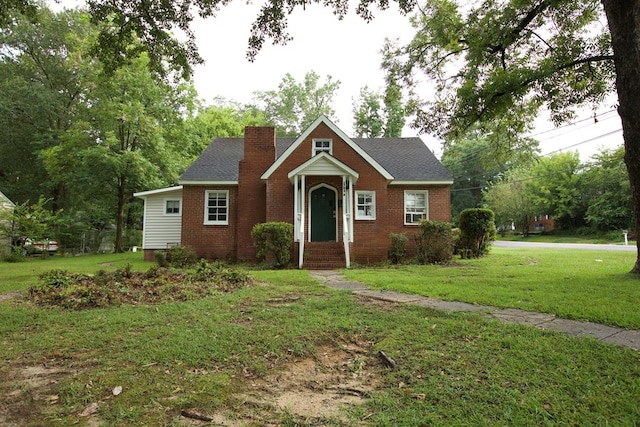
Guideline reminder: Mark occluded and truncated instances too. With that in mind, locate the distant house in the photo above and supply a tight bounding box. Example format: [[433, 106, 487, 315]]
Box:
[[135, 116, 453, 268], [529, 214, 555, 233], [0, 190, 15, 249]]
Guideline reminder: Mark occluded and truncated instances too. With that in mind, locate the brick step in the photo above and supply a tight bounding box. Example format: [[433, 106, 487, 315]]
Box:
[[303, 242, 346, 269]]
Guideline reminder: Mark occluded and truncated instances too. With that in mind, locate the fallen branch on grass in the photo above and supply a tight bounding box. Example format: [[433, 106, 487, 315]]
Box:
[[378, 350, 397, 369]]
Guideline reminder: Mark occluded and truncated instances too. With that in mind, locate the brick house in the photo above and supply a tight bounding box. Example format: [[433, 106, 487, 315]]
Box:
[[135, 116, 453, 268]]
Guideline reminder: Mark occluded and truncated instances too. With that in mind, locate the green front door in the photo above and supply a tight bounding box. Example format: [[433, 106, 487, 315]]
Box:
[[311, 187, 336, 242]]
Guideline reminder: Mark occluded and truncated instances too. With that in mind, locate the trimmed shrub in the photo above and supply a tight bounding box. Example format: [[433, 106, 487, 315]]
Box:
[[415, 220, 454, 264], [389, 232, 408, 264], [457, 208, 496, 259], [168, 245, 198, 268], [251, 222, 294, 268]]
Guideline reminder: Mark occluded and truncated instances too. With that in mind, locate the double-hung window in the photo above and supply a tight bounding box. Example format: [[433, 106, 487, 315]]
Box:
[[313, 139, 332, 156], [164, 199, 181, 215], [404, 191, 428, 224], [204, 190, 229, 225], [355, 191, 376, 220]]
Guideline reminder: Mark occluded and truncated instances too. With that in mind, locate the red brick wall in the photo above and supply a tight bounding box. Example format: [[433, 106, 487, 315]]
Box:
[[349, 185, 451, 263], [181, 185, 238, 261]]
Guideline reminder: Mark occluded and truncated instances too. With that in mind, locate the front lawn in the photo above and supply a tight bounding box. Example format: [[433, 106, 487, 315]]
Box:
[[344, 246, 640, 328], [1, 250, 639, 425]]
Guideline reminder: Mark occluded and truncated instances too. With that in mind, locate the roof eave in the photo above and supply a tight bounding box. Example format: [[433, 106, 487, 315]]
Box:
[[178, 180, 239, 185], [389, 180, 454, 186], [133, 185, 183, 198]]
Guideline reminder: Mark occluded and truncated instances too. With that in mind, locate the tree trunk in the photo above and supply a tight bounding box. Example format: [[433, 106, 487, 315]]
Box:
[[602, 0, 640, 274], [115, 178, 126, 253]]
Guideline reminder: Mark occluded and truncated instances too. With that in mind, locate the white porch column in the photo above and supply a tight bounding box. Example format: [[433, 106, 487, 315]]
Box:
[[298, 175, 306, 269]]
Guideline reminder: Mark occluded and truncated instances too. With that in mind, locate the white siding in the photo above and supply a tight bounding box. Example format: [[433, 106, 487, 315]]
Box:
[[140, 189, 182, 250], [303, 157, 346, 175]]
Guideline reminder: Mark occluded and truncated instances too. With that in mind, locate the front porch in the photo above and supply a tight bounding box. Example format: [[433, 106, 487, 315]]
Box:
[[288, 152, 359, 269]]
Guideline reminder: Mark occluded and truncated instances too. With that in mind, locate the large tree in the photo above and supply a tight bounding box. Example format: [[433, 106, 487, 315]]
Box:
[[8, 0, 640, 272], [381, 0, 640, 273], [0, 7, 95, 207], [253, 71, 341, 136]]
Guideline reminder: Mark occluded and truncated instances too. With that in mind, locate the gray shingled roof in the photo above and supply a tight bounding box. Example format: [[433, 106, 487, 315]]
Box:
[[180, 137, 452, 182]]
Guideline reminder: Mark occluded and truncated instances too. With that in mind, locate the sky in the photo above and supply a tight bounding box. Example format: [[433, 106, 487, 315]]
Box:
[[50, 0, 624, 161]]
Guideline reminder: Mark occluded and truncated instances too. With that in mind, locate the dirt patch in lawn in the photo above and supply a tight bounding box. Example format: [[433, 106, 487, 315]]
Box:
[[182, 340, 381, 426], [0, 291, 21, 303], [0, 358, 97, 427], [0, 340, 385, 426]]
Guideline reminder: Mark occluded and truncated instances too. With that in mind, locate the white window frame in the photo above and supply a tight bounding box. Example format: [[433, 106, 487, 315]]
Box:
[[204, 190, 229, 225], [312, 138, 332, 156], [163, 199, 181, 215], [355, 190, 376, 220], [404, 190, 429, 225]]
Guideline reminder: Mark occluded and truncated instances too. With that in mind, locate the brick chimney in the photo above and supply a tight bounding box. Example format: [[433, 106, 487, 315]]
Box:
[[236, 126, 276, 261]]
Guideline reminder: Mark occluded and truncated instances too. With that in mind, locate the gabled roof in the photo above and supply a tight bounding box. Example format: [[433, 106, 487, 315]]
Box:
[[179, 119, 453, 184], [261, 115, 393, 181], [352, 138, 453, 184]]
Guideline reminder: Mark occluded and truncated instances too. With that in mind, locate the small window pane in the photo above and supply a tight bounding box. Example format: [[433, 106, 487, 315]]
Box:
[[206, 191, 228, 224], [356, 191, 375, 220], [404, 191, 428, 224], [165, 200, 180, 214]]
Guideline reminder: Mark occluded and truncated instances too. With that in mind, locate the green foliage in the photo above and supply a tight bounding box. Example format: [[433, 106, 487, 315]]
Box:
[[483, 167, 536, 235], [415, 220, 454, 264], [352, 86, 384, 137], [384, 0, 613, 140], [526, 152, 585, 229], [352, 83, 406, 138], [442, 135, 538, 223], [0, 196, 59, 245], [457, 208, 496, 258], [388, 232, 408, 264], [253, 71, 341, 136], [167, 245, 198, 268], [583, 146, 634, 231], [251, 222, 294, 268], [154, 250, 168, 267], [155, 245, 198, 269]]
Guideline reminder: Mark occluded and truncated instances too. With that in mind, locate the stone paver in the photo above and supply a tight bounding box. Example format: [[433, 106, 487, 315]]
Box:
[[353, 289, 425, 303], [491, 308, 556, 326], [310, 270, 639, 351]]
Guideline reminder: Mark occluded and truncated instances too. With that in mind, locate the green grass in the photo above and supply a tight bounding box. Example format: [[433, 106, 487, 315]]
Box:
[[345, 246, 640, 328], [0, 252, 148, 293], [1, 251, 640, 425], [497, 231, 629, 244]]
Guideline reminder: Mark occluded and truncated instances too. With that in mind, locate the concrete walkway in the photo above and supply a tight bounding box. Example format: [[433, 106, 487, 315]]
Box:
[[310, 270, 640, 352]]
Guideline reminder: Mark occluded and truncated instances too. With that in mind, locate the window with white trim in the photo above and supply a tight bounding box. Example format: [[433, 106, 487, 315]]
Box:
[[204, 190, 229, 225], [313, 138, 332, 156], [404, 191, 428, 224], [164, 199, 181, 215], [355, 191, 376, 220]]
